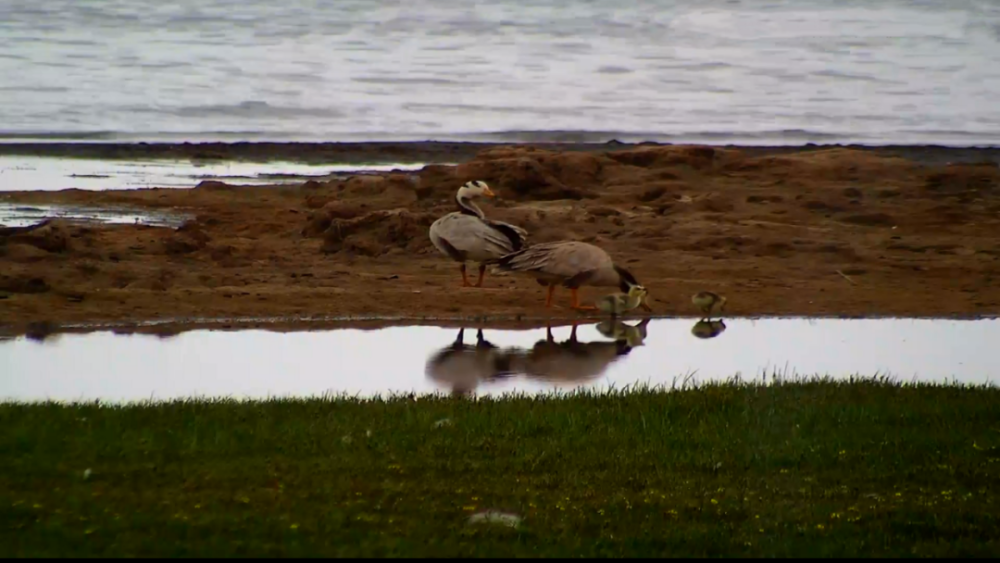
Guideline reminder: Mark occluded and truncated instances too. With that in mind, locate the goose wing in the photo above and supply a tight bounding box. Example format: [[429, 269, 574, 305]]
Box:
[[495, 241, 612, 278], [431, 214, 525, 259]]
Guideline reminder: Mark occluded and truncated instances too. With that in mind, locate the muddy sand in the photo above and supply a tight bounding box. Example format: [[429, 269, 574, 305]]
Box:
[[1, 142, 999, 337]]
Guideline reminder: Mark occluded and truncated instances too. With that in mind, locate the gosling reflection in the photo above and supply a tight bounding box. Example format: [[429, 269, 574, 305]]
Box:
[[596, 317, 651, 346], [424, 327, 517, 397], [514, 319, 649, 383], [25, 321, 62, 344], [690, 319, 727, 339]]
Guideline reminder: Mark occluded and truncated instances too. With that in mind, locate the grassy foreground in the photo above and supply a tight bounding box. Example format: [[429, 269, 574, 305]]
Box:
[[2, 378, 1000, 557]]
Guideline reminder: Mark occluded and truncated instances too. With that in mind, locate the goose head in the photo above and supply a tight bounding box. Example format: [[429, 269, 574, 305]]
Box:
[[614, 266, 653, 312], [457, 180, 496, 200]]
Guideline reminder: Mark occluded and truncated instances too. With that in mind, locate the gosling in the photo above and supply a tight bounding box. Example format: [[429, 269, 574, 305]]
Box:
[[692, 291, 726, 319], [596, 285, 650, 318]]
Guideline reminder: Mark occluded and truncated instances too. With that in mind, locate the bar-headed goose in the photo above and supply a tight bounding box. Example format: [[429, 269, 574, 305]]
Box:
[[428, 180, 528, 288], [492, 240, 653, 312]]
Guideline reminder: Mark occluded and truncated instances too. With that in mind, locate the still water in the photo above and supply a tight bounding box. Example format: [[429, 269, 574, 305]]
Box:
[[0, 155, 430, 192], [0, 202, 189, 228], [1, 318, 996, 403]]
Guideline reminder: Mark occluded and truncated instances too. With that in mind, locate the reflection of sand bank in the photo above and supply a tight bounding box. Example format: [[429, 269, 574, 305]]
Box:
[[2, 143, 999, 330]]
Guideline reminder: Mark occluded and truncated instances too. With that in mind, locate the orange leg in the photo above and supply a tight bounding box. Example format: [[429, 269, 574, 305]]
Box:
[[545, 284, 556, 308], [474, 264, 486, 288], [460, 264, 472, 287], [570, 288, 597, 311]]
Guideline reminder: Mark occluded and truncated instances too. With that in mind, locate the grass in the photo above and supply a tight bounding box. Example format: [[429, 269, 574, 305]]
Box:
[[2, 376, 1000, 557]]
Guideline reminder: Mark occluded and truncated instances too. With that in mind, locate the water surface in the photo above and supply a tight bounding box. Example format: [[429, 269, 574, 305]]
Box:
[[1, 318, 995, 403], [0, 0, 998, 145], [0, 202, 188, 228], [0, 156, 430, 192]]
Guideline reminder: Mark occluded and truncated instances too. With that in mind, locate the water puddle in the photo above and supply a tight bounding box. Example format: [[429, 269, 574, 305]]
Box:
[[1, 318, 996, 403], [0, 202, 189, 228], [0, 155, 436, 192]]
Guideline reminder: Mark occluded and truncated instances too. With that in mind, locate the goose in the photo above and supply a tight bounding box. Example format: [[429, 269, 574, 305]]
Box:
[[492, 240, 653, 312], [691, 291, 726, 319], [428, 180, 528, 288]]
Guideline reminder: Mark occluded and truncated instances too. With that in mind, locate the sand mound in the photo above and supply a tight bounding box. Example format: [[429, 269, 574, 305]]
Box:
[[0, 219, 80, 253], [304, 208, 437, 257]]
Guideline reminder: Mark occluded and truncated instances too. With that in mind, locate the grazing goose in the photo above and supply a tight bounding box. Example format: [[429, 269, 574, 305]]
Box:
[[691, 291, 726, 319], [492, 241, 653, 311], [428, 180, 528, 288]]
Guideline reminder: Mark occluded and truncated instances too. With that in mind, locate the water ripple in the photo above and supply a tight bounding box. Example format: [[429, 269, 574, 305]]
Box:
[[0, 0, 997, 145]]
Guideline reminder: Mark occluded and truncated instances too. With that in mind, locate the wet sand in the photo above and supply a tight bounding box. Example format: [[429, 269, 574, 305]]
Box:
[[1, 141, 999, 336]]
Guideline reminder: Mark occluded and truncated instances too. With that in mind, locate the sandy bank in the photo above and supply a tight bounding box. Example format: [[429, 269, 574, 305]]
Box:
[[1, 142, 999, 336]]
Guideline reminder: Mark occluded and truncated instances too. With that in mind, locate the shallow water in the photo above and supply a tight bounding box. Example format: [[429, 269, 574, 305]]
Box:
[[0, 156, 431, 192], [0, 202, 188, 228], [1, 0, 998, 145], [1, 317, 996, 403]]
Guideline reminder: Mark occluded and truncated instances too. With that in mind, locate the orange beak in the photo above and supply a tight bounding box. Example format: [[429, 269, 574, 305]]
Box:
[[482, 185, 497, 198]]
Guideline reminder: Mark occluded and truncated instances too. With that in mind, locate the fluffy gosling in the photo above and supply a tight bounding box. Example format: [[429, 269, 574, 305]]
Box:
[[596, 285, 650, 317], [691, 291, 726, 318]]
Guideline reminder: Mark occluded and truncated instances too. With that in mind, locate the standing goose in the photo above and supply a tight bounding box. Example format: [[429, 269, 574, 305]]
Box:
[[429, 180, 528, 288], [492, 241, 653, 312]]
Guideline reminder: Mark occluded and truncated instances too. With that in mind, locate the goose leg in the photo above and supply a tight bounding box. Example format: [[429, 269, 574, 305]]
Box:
[[474, 264, 486, 288], [545, 284, 557, 308], [570, 288, 597, 311], [460, 264, 472, 287]]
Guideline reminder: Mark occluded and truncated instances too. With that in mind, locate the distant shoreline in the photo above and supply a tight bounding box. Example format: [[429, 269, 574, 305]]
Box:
[[1, 140, 999, 167]]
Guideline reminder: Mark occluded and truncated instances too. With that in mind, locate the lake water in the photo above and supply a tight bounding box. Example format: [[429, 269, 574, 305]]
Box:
[[0, 156, 431, 226], [0, 156, 430, 192], [1, 0, 998, 146], [1, 318, 996, 403], [0, 202, 187, 228]]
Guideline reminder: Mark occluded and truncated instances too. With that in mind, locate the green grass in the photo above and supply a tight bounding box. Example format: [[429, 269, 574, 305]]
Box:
[[2, 377, 1000, 557]]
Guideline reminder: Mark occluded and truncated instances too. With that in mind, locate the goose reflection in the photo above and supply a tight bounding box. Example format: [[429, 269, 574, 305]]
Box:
[[513, 319, 650, 383], [690, 319, 727, 340], [424, 327, 518, 397]]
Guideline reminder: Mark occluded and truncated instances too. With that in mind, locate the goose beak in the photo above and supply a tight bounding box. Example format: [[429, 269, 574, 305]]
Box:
[[482, 186, 497, 198]]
